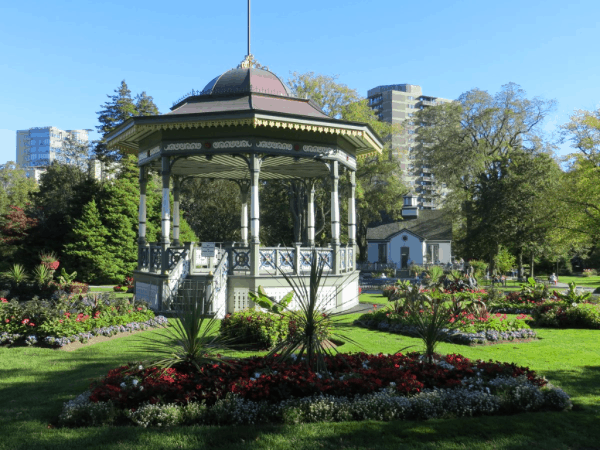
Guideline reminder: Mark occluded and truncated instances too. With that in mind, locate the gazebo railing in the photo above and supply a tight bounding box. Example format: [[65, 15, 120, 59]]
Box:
[[139, 242, 356, 276]]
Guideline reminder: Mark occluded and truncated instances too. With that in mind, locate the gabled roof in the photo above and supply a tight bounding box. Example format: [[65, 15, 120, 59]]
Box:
[[366, 210, 452, 241]]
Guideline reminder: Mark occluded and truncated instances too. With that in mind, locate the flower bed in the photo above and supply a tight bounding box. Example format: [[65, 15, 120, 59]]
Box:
[[355, 308, 536, 345], [58, 352, 571, 427], [532, 300, 600, 329], [0, 294, 157, 347]]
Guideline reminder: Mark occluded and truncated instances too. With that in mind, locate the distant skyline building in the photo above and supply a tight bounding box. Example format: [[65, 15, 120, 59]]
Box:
[[15, 126, 116, 182], [367, 84, 451, 210], [16, 126, 90, 168]]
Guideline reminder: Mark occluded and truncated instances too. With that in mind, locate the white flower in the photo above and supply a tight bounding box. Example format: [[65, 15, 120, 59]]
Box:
[[572, 302, 577, 307], [132, 379, 139, 386], [138, 365, 144, 370], [139, 386, 144, 391], [389, 382, 396, 387], [120, 382, 127, 388], [254, 372, 261, 379]]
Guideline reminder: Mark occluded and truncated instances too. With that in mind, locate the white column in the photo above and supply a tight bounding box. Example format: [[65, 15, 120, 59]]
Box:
[[138, 167, 148, 245], [348, 170, 356, 245], [307, 181, 315, 246], [330, 161, 340, 244], [172, 176, 181, 246], [249, 155, 261, 276], [240, 182, 250, 246], [250, 155, 261, 244], [161, 156, 171, 244]]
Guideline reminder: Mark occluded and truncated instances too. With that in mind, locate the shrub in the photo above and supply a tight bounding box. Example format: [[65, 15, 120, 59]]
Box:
[[532, 300, 600, 329], [219, 309, 291, 350], [582, 268, 598, 277]]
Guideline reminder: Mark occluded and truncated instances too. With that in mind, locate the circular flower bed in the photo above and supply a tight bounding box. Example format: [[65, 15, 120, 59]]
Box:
[[58, 352, 571, 427]]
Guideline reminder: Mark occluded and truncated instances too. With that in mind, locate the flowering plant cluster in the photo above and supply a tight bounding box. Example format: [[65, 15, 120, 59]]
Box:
[[531, 299, 600, 329], [58, 352, 571, 427], [356, 302, 535, 346], [0, 293, 155, 345]]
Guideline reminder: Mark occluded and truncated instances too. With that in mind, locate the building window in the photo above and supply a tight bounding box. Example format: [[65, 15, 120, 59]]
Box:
[[378, 244, 387, 263], [426, 244, 439, 263]]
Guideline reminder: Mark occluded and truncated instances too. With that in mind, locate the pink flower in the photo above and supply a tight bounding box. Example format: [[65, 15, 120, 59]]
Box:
[[1, 298, 7, 303], [21, 318, 29, 324]]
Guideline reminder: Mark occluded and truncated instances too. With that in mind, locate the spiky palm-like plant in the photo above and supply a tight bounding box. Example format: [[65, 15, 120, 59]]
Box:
[[263, 249, 362, 373], [133, 289, 230, 372]]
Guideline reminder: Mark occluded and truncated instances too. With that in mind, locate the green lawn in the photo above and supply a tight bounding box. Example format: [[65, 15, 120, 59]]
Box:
[[1, 299, 599, 450], [556, 275, 600, 289]]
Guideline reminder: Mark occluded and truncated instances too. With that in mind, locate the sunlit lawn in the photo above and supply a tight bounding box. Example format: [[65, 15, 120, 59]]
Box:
[[1, 294, 598, 450]]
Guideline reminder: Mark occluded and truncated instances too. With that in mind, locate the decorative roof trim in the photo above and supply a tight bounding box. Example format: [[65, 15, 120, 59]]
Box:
[[107, 117, 383, 154]]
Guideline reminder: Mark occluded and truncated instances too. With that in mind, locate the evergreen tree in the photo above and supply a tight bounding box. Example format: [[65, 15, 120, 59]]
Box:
[[135, 92, 160, 116], [98, 155, 139, 282], [95, 81, 159, 161], [63, 200, 111, 283]]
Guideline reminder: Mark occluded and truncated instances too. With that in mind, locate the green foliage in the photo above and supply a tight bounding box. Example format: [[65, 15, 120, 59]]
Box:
[[0, 162, 38, 218], [266, 249, 358, 372], [532, 301, 600, 329], [468, 260, 488, 280], [179, 178, 240, 243], [97, 156, 138, 282], [0, 293, 154, 339], [219, 309, 290, 349], [426, 266, 444, 285], [554, 282, 592, 304], [134, 292, 229, 372], [63, 199, 112, 283], [494, 246, 516, 274], [414, 84, 559, 263], [286, 72, 406, 259], [32, 264, 53, 285], [249, 286, 293, 314], [2, 263, 28, 284], [95, 81, 159, 161], [58, 268, 78, 285]]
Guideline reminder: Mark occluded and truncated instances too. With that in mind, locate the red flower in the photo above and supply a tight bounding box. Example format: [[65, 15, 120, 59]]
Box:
[[21, 318, 29, 324], [1, 298, 7, 303]]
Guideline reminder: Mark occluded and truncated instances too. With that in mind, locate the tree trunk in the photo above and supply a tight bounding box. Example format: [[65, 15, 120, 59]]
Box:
[[518, 249, 524, 280], [530, 251, 535, 279]]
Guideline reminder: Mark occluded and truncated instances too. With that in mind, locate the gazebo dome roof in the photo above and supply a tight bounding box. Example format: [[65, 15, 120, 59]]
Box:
[[200, 67, 292, 97]]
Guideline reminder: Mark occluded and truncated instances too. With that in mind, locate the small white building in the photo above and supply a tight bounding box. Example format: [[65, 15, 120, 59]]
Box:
[[366, 193, 452, 269]]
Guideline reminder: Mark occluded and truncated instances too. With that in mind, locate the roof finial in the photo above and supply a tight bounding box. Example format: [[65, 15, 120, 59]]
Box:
[[248, 0, 251, 57], [237, 0, 269, 70]]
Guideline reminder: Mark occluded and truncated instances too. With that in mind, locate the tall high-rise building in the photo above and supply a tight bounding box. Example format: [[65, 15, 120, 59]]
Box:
[[367, 84, 451, 210], [16, 126, 90, 168]]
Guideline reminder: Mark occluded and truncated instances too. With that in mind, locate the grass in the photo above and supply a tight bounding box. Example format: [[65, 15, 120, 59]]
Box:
[[556, 275, 600, 289], [1, 296, 599, 449]]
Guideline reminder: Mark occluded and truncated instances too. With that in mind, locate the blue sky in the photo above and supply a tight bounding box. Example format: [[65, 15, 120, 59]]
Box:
[[1, 0, 599, 164]]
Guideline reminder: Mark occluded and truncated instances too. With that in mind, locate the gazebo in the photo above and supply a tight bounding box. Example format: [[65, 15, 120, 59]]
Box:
[[105, 55, 383, 317]]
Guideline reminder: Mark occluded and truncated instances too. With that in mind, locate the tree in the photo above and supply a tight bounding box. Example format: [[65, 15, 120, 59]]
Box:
[[561, 108, 600, 165], [0, 162, 38, 218], [63, 199, 111, 283], [179, 179, 241, 243], [94, 81, 159, 161], [56, 135, 92, 171], [286, 72, 407, 260], [97, 156, 139, 282], [414, 83, 557, 265]]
